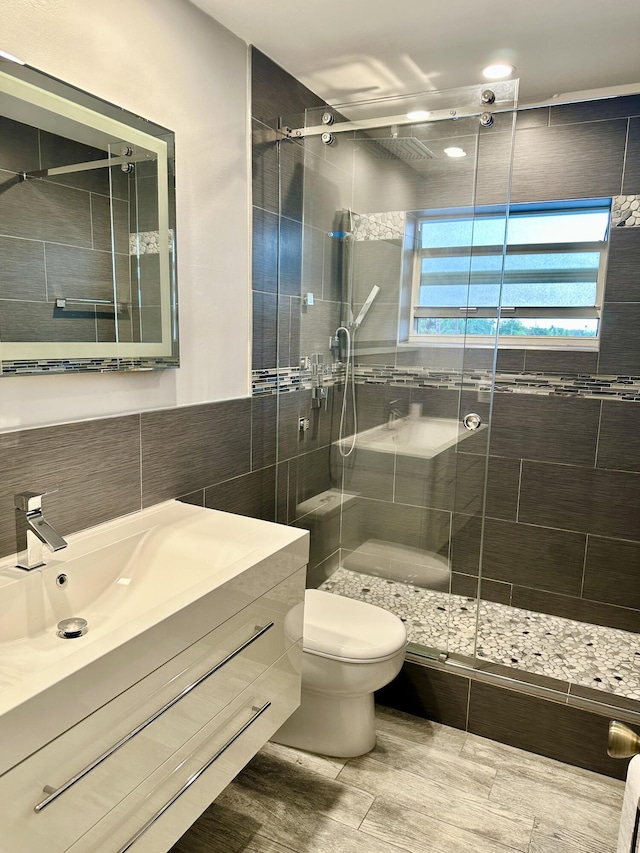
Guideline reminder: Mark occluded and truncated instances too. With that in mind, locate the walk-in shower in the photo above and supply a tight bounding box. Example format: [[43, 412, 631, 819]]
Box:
[[282, 78, 640, 711]]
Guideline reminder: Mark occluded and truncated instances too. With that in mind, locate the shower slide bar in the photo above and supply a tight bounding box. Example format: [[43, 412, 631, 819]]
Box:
[[285, 101, 507, 139]]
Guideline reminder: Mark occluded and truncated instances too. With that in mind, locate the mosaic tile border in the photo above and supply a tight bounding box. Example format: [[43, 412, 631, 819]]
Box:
[[354, 364, 640, 401], [252, 362, 640, 402], [320, 567, 640, 703], [1, 356, 179, 376]]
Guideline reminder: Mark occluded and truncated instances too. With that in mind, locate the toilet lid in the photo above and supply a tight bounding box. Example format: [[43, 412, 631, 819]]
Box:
[[303, 589, 407, 662]]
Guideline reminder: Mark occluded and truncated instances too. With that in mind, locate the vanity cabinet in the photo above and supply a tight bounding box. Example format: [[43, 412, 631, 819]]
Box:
[[0, 565, 305, 852]]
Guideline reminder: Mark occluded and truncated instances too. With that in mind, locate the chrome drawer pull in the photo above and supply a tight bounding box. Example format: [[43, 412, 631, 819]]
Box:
[[34, 621, 275, 813], [116, 700, 272, 853]]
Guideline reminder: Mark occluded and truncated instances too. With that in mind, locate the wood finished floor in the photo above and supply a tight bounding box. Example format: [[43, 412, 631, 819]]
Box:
[[170, 706, 624, 853]]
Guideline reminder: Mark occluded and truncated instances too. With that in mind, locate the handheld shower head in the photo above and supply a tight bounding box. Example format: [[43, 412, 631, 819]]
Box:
[[353, 285, 380, 330]]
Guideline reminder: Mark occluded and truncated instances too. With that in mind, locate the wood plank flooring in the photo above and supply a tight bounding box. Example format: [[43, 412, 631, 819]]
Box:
[[170, 705, 624, 853]]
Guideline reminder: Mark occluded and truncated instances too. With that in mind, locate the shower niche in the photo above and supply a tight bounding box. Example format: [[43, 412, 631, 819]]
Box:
[[0, 58, 177, 375]]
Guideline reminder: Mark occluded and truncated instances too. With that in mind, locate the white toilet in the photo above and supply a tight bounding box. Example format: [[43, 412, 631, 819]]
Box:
[[273, 589, 407, 757]]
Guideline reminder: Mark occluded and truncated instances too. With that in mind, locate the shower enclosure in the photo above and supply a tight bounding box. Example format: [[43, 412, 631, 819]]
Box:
[[275, 79, 640, 710]]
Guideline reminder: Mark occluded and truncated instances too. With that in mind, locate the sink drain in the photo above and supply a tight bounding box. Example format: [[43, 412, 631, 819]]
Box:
[[57, 617, 88, 639]]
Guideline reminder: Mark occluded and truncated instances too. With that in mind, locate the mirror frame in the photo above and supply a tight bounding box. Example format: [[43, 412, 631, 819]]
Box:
[[0, 57, 178, 376]]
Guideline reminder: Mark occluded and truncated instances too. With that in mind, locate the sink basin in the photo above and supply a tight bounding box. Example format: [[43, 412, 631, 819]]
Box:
[[0, 500, 308, 775]]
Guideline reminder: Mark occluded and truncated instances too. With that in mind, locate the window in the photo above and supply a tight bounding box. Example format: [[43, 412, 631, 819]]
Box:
[[410, 200, 611, 347]]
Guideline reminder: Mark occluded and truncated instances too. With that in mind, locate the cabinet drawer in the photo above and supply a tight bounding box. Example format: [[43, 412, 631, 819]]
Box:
[[0, 569, 304, 853], [67, 644, 302, 853]]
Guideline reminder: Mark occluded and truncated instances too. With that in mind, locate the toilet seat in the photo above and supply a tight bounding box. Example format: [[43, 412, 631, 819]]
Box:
[[303, 589, 407, 664]]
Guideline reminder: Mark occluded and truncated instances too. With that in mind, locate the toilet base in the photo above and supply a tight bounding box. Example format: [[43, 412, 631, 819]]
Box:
[[271, 688, 376, 758]]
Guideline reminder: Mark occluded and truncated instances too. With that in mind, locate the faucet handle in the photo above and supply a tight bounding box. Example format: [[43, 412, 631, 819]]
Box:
[[14, 489, 57, 513]]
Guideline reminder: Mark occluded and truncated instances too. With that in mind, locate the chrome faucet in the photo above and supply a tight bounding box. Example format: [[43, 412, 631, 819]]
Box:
[[15, 490, 67, 570]]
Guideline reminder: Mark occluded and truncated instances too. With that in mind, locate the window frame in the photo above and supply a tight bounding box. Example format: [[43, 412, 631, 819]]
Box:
[[406, 201, 611, 349]]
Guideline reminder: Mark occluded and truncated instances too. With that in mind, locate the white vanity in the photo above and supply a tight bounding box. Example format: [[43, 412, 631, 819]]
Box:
[[0, 501, 308, 852]]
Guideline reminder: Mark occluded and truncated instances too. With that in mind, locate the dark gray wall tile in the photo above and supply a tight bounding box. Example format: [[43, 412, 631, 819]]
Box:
[[141, 399, 251, 506], [45, 244, 130, 305], [252, 291, 277, 370], [177, 490, 204, 507], [457, 454, 521, 522], [252, 206, 278, 293], [352, 240, 402, 305], [376, 661, 470, 731], [603, 226, 640, 303], [0, 299, 97, 342], [277, 390, 302, 462], [550, 95, 640, 125], [280, 216, 302, 296], [251, 394, 277, 470], [302, 224, 325, 297], [204, 466, 276, 522], [295, 388, 335, 454], [0, 116, 39, 172], [451, 572, 512, 605], [251, 47, 324, 127], [0, 172, 92, 246], [510, 120, 626, 203], [409, 386, 460, 419], [489, 394, 600, 466], [519, 460, 640, 540], [0, 415, 141, 559], [303, 152, 353, 233], [252, 119, 279, 215], [516, 108, 549, 129], [292, 446, 332, 509], [280, 138, 305, 223], [583, 535, 640, 610], [623, 117, 640, 194], [338, 445, 395, 501], [496, 349, 526, 372], [599, 303, 640, 374], [597, 400, 640, 472], [39, 132, 111, 195], [0, 235, 46, 301], [341, 497, 451, 555], [511, 585, 640, 633], [481, 518, 586, 595], [299, 297, 340, 363], [467, 680, 626, 779], [354, 385, 411, 432], [523, 349, 598, 374], [90, 195, 129, 255], [395, 448, 458, 511]]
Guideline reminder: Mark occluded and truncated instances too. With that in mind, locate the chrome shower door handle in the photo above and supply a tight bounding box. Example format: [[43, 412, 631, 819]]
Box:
[[462, 413, 482, 431]]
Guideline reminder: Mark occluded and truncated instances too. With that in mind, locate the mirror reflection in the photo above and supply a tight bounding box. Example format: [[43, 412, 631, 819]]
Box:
[[0, 61, 177, 375]]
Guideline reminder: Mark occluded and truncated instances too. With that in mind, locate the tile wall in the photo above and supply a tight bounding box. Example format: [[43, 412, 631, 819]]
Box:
[[0, 117, 134, 344]]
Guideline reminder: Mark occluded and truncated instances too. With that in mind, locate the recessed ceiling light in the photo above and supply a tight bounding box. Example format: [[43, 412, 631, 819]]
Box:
[[0, 49, 25, 64], [444, 146, 466, 158], [482, 63, 514, 80], [406, 110, 430, 121]]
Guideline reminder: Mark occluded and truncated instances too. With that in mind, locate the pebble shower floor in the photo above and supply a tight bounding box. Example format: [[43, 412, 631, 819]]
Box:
[[319, 567, 640, 701]]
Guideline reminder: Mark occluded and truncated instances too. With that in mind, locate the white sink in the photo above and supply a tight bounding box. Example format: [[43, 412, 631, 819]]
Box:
[[0, 501, 308, 775]]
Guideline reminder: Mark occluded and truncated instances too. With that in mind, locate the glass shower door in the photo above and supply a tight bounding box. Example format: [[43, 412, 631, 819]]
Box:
[[289, 81, 517, 662]]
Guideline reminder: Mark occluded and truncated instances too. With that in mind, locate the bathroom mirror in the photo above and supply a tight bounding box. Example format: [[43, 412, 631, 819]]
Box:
[[0, 58, 178, 375]]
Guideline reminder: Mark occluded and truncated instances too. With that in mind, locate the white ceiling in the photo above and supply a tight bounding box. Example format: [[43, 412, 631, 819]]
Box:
[[189, 0, 640, 107]]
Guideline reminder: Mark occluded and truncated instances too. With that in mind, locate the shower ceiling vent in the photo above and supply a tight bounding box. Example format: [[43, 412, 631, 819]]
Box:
[[359, 137, 437, 161]]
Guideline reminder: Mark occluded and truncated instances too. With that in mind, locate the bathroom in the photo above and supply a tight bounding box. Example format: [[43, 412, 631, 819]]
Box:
[[2, 0, 640, 851]]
